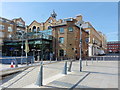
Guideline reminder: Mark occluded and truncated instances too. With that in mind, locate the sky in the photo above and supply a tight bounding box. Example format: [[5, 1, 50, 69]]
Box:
[[1, 2, 118, 41]]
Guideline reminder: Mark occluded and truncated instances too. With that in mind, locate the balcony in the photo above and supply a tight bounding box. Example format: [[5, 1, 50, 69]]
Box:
[[16, 24, 25, 28]]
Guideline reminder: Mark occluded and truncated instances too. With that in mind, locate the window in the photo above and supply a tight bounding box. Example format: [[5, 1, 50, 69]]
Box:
[[29, 28, 31, 32], [48, 26, 52, 29], [17, 21, 24, 27], [33, 26, 37, 32], [68, 27, 73, 32], [37, 27, 40, 31], [59, 49, 64, 56], [8, 27, 13, 32], [0, 32, 4, 37], [59, 37, 64, 43], [0, 25, 5, 30], [8, 34, 12, 38], [48, 20, 52, 23], [59, 28, 64, 33]]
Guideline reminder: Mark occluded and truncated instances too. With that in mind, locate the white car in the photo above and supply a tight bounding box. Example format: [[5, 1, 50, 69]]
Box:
[[98, 50, 105, 55]]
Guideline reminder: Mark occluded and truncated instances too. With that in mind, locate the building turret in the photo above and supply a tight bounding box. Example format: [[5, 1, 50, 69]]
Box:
[[51, 10, 57, 19]]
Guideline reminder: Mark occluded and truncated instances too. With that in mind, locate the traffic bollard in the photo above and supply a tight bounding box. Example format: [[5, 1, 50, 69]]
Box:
[[56, 57, 57, 61], [50, 57, 51, 63], [68, 61, 72, 72], [103, 57, 104, 61], [91, 58, 93, 64], [35, 62, 43, 86], [96, 57, 98, 62], [62, 61, 67, 74], [15, 58, 18, 67], [86, 59, 88, 66]]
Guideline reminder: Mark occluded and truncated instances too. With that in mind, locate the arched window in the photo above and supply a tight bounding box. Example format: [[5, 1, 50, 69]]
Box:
[[33, 26, 36, 32], [37, 27, 40, 31], [29, 28, 31, 32], [48, 26, 52, 30]]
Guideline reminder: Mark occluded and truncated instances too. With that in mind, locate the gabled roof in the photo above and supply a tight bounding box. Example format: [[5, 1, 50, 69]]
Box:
[[29, 20, 41, 27], [45, 17, 57, 23], [12, 17, 25, 23]]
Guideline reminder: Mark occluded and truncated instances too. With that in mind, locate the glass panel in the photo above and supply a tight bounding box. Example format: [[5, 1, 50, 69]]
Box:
[[8, 27, 13, 32], [0, 25, 5, 30], [68, 27, 73, 32], [59, 49, 64, 56], [59, 28, 64, 33], [59, 37, 64, 43]]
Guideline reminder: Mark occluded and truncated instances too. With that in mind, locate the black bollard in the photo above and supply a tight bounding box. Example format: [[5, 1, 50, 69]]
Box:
[[62, 61, 67, 74], [15, 58, 18, 67], [35, 62, 43, 86], [68, 61, 72, 72]]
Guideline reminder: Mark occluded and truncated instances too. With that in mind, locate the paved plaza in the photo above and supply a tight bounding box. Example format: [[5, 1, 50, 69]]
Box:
[[0, 58, 118, 89]]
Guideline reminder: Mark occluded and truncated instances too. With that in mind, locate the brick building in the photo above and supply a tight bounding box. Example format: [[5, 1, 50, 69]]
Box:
[[107, 41, 120, 53], [81, 22, 107, 56], [0, 17, 26, 42], [1, 11, 107, 59]]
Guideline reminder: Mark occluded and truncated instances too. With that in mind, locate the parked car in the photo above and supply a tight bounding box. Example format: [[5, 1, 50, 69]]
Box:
[[98, 50, 105, 56]]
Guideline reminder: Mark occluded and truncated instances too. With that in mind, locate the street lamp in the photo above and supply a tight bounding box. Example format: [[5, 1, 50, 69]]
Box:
[[79, 26, 82, 72], [37, 50, 41, 61], [19, 31, 25, 65], [75, 21, 83, 72]]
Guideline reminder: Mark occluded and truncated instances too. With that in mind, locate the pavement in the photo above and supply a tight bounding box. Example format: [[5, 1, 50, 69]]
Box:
[[0, 61, 56, 71], [0, 59, 118, 89]]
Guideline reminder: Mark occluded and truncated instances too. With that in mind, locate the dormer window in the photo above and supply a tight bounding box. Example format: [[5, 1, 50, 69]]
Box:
[[48, 20, 52, 23]]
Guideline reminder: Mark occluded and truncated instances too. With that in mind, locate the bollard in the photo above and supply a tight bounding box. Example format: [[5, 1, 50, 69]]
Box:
[[91, 58, 93, 64], [35, 62, 43, 86], [15, 58, 18, 67], [96, 57, 98, 62], [56, 57, 57, 61], [68, 61, 72, 72], [50, 57, 51, 63], [103, 57, 104, 61], [86, 59, 88, 66], [62, 61, 67, 74]]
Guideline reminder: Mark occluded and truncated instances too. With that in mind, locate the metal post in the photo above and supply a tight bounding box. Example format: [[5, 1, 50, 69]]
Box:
[[86, 59, 88, 66], [50, 57, 51, 63], [62, 61, 67, 74], [96, 57, 98, 62], [79, 26, 82, 72], [36, 62, 43, 86], [68, 61, 72, 72], [15, 58, 18, 67], [21, 33, 24, 65], [56, 57, 57, 61], [41, 33, 43, 63], [91, 58, 93, 64]]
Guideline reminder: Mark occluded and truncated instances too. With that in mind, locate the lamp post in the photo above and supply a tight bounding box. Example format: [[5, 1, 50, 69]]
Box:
[[79, 26, 82, 72], [37, 50, 41, 61], [31, 49, 36, 62], [20, 31, 25, 65], [41, 33, 43, 62], [75, 20, 83, 72]]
